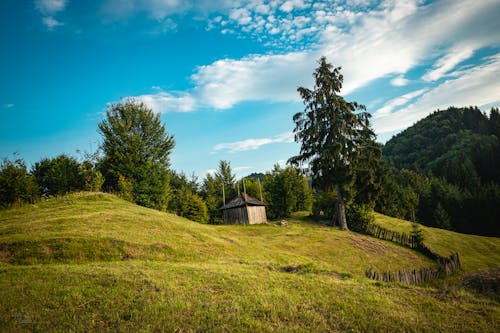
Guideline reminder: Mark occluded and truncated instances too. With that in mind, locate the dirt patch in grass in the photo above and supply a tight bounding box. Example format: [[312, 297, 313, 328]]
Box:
[[462, 268, 500, 301], [349, 234, 393, 256], [278, 263, 350, 279]]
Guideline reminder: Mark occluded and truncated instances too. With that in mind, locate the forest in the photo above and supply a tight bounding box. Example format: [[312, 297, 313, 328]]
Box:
[[378, 106, 500, 236]]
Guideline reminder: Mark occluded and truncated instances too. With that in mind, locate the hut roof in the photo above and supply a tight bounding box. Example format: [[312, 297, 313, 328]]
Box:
[[220, 193, 265, 210]]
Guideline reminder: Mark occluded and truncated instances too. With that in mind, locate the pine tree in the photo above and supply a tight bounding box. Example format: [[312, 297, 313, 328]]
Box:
[[289, 57, 376, 230]]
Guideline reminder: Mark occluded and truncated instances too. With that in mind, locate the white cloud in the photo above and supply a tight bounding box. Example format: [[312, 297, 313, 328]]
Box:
[[373, 54, 500, 134], [229, 8, 252, 25], [234, 166, 253, 172], [35, 0, 67, 15], [205, 168, 218, 176], [213, 132, 294, 153], [35, 0, 67, 30], [280, 0, 308, 13], [195, 0, 500, 108], [101, 0, 189, 20], [192, 51, 312, 109], [4, 104, 15, 109], [373, 89, 429, 118], [122, 0, 500, 117], [133, 90, 197, 113], [390, 76, 409, 87], [422, 46, 474, 81], [42, 16, 63, 30]]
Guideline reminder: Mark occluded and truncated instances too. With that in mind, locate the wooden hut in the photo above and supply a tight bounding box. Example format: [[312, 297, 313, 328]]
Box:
[[220, 193, 267, 225]]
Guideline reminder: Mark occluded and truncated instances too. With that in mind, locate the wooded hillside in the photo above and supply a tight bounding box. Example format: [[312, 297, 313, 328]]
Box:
[[379, 107, 500, 236]]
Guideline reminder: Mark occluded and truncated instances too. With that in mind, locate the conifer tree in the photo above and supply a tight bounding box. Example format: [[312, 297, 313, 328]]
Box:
[[289, 57, 377, 230]]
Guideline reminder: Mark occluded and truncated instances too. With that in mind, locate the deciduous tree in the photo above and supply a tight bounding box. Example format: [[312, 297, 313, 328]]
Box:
[[98, 99, 175, 210]]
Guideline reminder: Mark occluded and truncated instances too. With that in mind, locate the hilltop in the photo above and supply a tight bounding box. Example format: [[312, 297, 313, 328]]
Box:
[[0, 192, 499, 332]]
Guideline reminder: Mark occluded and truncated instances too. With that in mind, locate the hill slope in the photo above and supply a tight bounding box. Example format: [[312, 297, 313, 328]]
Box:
[[380, 106, 500, 236], [383, 106, 499, 183], [0, 192, 498, 332]]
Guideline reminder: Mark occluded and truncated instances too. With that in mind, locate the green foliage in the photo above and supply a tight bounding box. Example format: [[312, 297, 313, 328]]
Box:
[[168, 171, 208, 223], [410, 223, 425, 248], [0, 157, 39, 208], [432, 203, 451, 230], [32, 154, 85, 196], [117, 173, 134, 202], [346, 203, 373, 233], [289, 57, 378, 229], [312, 190, 337, 221], [180, 192, 209, 223], [379, 107, 500, 236], [375, 163, 428, 222], [79, 150, 104, 192], [98, 99, 174, 211], [383, 106, 500, 188], [242, 178, 263, 201], [263, 165, 313, 219], [200, 160, 237, 224]]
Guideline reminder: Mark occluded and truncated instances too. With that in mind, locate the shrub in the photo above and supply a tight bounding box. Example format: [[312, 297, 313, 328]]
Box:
[[0, 158, 39, 208]]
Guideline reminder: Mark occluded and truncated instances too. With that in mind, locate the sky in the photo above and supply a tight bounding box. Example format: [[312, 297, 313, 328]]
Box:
[[1, 0, 499, 179]]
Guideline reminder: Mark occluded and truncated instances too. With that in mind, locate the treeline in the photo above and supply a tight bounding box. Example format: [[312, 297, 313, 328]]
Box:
[[0, 100, 312, 223], [0, 154, 312, 224], [378, 107, 500, 236], [0, 154, 102, 208]]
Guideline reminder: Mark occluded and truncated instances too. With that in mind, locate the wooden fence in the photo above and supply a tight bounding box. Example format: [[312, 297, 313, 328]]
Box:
[[365, 223, 448, 261], [365, 252, 461, 285], [362, 222, 461, 285], [365, 223, 418, 249]]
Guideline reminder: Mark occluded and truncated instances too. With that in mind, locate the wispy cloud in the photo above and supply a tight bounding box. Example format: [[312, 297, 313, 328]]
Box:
[[35, 0, 67, 15], [373, 54, 500, 134], [42, 16, 63, 30], [133, 90, 196, 113], [122, 0, 500, 132], [390, 76, 409, 87], [373, 89, 429, 118], [422, 46, 474, 82], [35, 0, 67, 30], [213, 132, 294, 153]]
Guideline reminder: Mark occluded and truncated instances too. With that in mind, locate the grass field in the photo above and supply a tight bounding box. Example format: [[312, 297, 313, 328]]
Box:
[[0, 192, 498, 332]]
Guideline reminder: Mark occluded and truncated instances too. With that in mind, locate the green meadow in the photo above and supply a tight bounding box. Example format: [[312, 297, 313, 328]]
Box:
[[0, 192, 498, 332]]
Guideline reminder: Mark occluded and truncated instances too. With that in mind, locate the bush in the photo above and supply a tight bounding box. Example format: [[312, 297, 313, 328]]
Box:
[[32, 154, 85, 196], [312, 190, 337, 221], [0, 158, 39, 208], [346, 204, 373, 233], [117, 173, 133, 201], [410, 223, 425, 248]]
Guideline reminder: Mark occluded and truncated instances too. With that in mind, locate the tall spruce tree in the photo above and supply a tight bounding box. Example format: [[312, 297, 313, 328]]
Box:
[[98, 99, 175, 210], [289, 57, 377, 230]]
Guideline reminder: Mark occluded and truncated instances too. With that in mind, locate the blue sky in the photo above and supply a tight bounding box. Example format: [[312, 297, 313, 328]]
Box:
[[1, 0, 499, 179]]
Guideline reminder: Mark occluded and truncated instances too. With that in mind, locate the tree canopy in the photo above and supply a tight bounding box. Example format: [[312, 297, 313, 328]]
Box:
[[98, 99, 175, 210]]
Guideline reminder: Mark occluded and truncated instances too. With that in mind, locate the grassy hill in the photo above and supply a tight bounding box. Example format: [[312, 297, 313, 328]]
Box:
[[0, 192, 498, 332]]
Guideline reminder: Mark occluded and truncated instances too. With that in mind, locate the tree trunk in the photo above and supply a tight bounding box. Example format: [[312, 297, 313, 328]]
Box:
[[334, 184, 349, 230]]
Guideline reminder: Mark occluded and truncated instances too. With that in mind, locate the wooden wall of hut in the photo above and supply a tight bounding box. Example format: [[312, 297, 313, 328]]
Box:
[[222, 206, 267, 225], [223, 207, 248, 225], [247, 206, 267, 224]]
